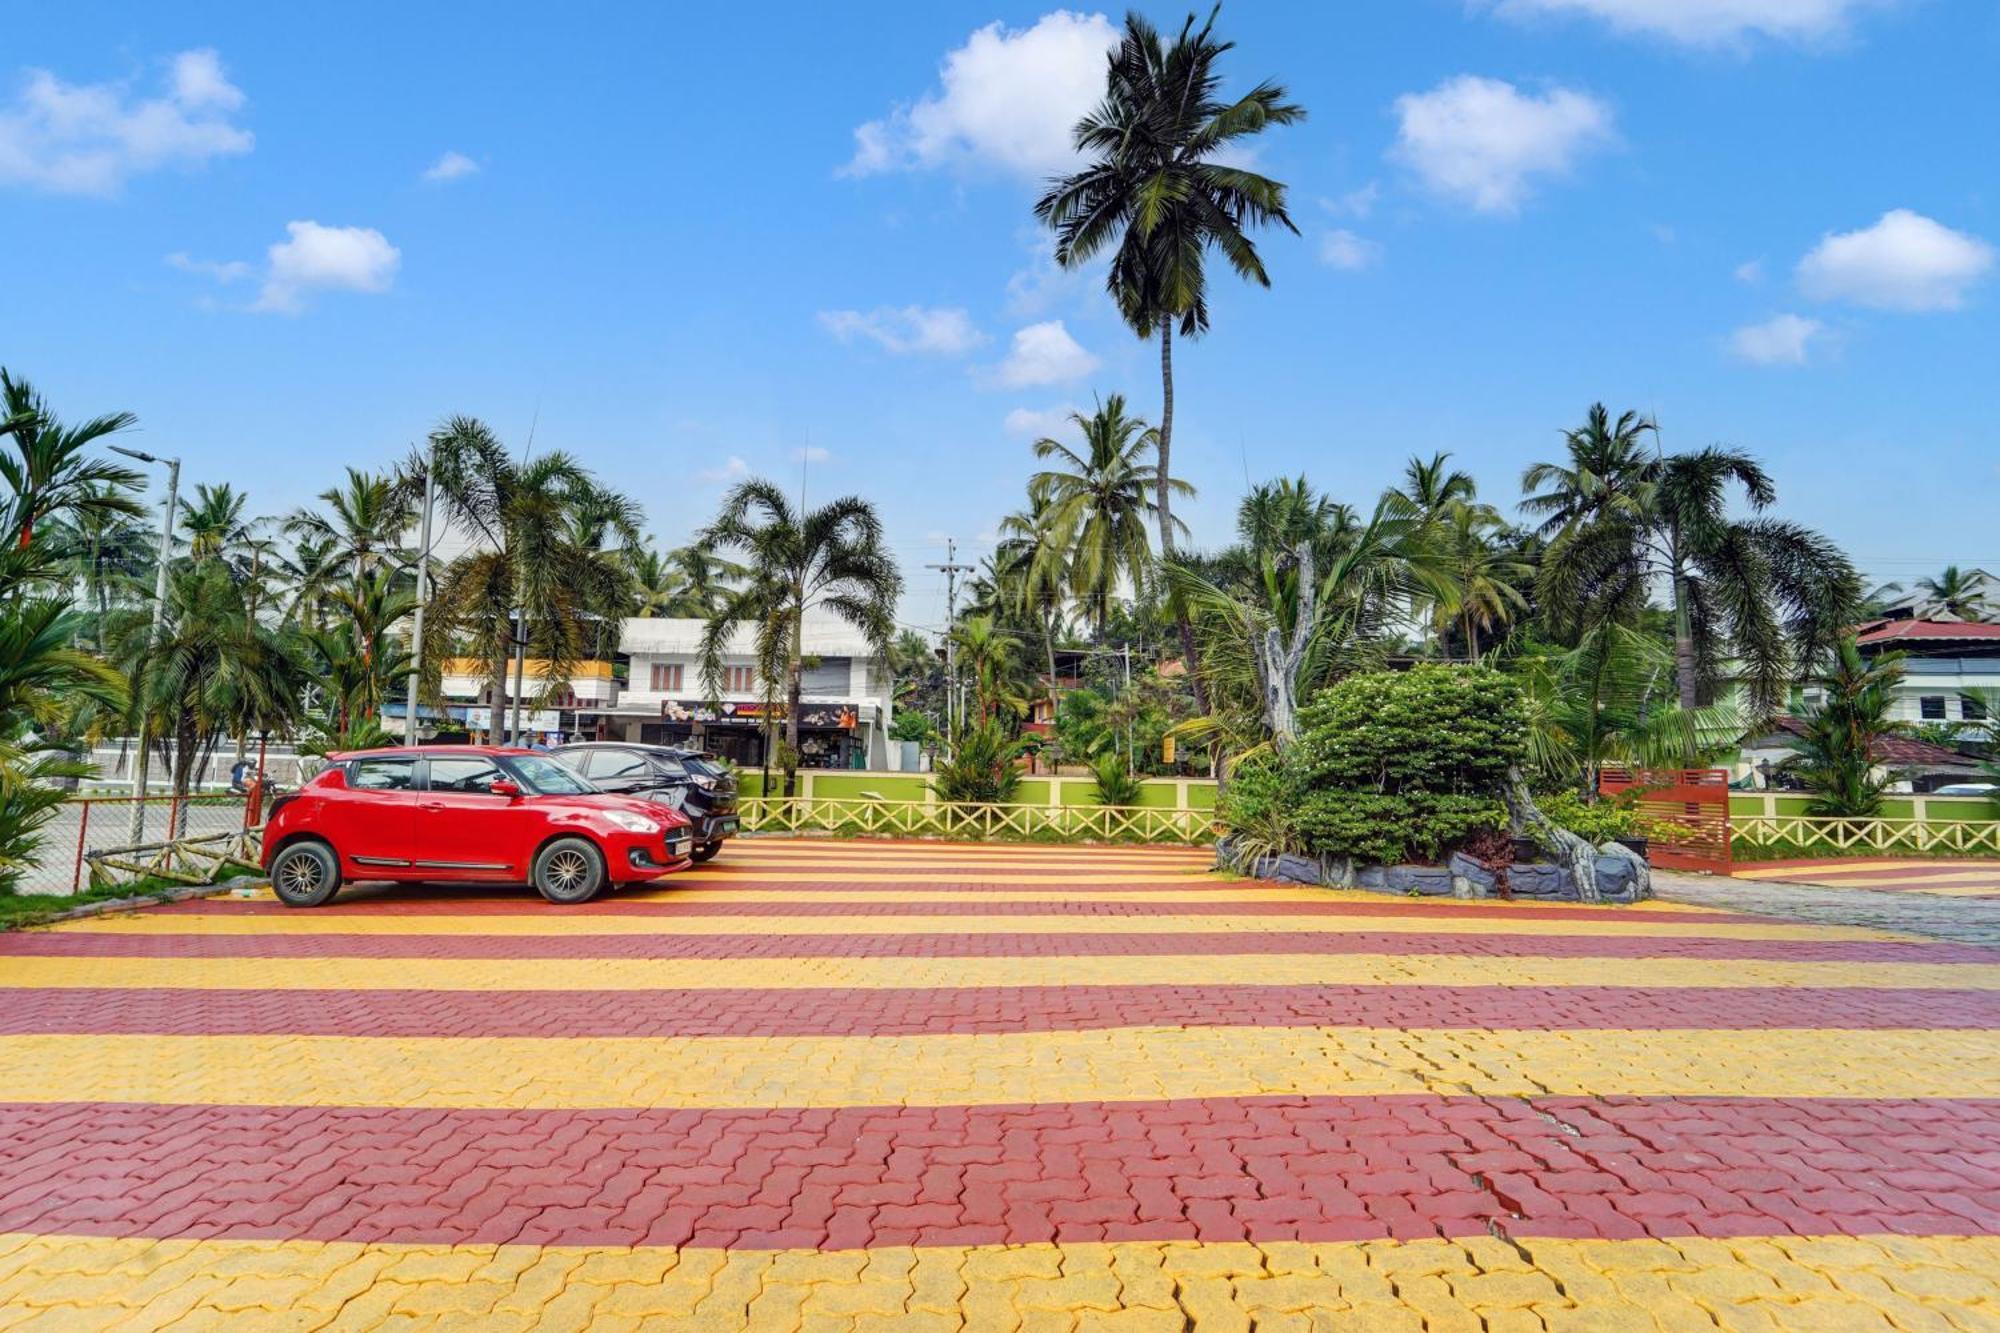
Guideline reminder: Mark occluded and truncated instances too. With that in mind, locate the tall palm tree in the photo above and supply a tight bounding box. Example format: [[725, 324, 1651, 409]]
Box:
[[1393, 452, 1477, 522], [1530, 408, 1860, 717], [285, 467, 415, 583], [1519, 403, 1656, 538], [1434, 504, 1531, 660], [1035, 9, 1304, 685], [951, 614, 1031, 723], [179, 483, 254, 564], [1912, 566, 1988, 622], [422, 416, 637, 741], [0, 371, 143, 551], [1030, 395, 1190, 635], [42, 489, 155, 651], [997, 493, 1073, 728], [696, 480, 901, 797], [626, 542, 748, 619]]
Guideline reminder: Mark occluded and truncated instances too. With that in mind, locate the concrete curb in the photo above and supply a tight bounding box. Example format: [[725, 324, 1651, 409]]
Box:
[[32, 873, 268, 926]]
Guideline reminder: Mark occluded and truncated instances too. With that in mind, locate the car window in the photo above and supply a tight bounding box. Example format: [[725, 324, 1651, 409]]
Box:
[[587, 751, 653, 784], [505, 754, 595, 795], [651, 757, 688, 780], [428, 756, 505, 793], [350, 758, 416, 791]]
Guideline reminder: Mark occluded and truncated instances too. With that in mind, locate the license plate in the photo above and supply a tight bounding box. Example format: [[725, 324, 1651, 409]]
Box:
[[712, 818, 738, 836]]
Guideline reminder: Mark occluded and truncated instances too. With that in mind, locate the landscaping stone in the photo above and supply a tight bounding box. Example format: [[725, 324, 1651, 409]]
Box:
[[1231, 844, 1652, 903]]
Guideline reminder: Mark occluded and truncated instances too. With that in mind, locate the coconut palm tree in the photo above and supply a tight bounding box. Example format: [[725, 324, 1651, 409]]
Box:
[[1393, 452, 1478, 523], [1030, 395, 1189, 635], [1519, 403, 1657, 538], [1035, 8, 1304, 685], [0, 371, 143, 551], [1530, 409, 1860, 717], [179, 483, 254, 565], [1433, 504, 1531, 660], [1912, 566, 1988, 622], [421, 416, 638, 741], [285, 467, 415, 584], [996, 492, 1075, 729], [626, 542, 748, 619], [696, 480, 901, 797], [42, 490, 155, 651]]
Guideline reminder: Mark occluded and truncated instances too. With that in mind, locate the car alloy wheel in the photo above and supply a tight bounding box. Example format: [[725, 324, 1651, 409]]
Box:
[[533, 836, 605, 904], [270, 841, 340, 908]]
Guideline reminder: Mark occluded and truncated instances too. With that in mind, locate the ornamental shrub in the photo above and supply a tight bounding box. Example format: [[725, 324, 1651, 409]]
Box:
[[1281, 665, 1525, 866]]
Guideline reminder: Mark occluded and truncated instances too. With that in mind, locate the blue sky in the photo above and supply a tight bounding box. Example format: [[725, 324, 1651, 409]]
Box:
[[7, 1, 1997, 627]]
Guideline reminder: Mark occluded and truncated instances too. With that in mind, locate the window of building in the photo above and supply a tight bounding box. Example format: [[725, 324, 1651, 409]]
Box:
[[350, 757, 415, 790], [1920, 696, 1947, 720], [1962, 695, 1988, 721], [427, 756, 504, 793], [650, 662, 683, 692], [724, 665, 756, 693]]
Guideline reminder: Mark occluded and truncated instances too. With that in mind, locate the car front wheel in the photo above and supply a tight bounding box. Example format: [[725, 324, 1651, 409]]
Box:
[[270, 840, 341, 908], [690, 841, 722, 863], [533, 837, 606, 904]]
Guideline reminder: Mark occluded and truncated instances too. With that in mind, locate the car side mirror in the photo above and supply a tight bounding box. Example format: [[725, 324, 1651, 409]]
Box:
[[488, 780, 522, 798]]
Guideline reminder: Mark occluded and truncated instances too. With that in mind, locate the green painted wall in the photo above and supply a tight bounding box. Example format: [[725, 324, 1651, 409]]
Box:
[[730, 771, 1215, 810]]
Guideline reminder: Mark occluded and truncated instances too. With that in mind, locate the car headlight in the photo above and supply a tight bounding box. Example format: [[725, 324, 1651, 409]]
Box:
[[604, 811, 661, 834]]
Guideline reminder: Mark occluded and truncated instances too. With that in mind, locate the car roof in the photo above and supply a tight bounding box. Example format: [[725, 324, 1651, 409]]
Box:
[[556, 742, 691, 756], [328, 745, 535, 761]]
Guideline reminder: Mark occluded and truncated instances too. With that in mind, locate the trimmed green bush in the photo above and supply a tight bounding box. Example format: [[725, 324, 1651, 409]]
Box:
[[1220, 665, 1525, 867]]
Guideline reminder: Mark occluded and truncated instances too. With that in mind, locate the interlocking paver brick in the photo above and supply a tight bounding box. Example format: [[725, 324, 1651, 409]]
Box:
[[0, 838, 1995, 1328]]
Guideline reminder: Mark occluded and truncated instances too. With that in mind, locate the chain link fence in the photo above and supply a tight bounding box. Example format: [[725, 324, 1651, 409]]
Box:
[[19, 793, 258, 896]]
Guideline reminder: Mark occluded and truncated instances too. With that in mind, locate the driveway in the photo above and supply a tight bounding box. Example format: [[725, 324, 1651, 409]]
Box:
[[1, 839, 1997, 1329]]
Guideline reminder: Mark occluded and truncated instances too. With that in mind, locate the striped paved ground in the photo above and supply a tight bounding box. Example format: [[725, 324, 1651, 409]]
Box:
[[2, 838, 1998, 1329], [1734, 857, 2000, 898]]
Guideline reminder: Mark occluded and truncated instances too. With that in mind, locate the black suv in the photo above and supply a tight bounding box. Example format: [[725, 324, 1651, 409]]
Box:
[[553, 743, 740, 862]]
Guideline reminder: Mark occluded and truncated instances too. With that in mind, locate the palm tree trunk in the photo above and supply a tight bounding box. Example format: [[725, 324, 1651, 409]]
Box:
[[1157, 322, 1207, 713], [1044, 618, 1061, 761], [783, 608, 803, 798], [1672, 571, 1698, 712], [488, 648, 508, 743], [1465, 611, 1479, 663]]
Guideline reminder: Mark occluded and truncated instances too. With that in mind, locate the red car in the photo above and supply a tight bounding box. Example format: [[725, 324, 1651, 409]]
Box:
[[261, 746, 692, 907]]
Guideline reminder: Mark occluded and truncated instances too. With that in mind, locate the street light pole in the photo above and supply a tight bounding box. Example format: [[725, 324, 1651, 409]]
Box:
[[403, 451, 435, 745], [111, 446, 180, 842]]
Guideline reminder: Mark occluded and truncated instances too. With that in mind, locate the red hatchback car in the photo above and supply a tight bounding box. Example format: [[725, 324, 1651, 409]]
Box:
[[261, 746, 692, 907]]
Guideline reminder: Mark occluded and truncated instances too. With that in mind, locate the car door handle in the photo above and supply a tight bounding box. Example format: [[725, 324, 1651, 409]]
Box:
[[419, 802, 446, 812]]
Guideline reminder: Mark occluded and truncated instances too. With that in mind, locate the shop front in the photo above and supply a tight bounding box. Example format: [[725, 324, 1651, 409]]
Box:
[[634, 699, 867, 769]]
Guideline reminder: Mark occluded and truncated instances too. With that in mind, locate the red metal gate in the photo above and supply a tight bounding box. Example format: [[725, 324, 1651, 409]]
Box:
[[1599, 768, 1732, 873]]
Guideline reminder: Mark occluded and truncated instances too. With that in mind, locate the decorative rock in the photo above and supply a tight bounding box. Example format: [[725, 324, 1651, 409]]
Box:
[[1383, 865, 1454, 896], [1445, 853, 1498, 895], [1272, 853, 1325, 885]]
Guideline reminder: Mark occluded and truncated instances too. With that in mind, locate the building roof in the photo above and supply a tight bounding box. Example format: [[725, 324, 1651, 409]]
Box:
[[1854, 618, 2000, 646], [620, 615, 878, 657], [1759, 716, 1978, 769]]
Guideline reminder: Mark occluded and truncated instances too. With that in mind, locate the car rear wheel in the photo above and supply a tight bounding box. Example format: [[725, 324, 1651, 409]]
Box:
[[689, 841, 722, 863], [270, 840, 341, 908], [533, 837, 606, 904]]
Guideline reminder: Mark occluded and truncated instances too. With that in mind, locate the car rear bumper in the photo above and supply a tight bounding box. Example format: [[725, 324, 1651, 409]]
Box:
[[695, 812, 739, 843]]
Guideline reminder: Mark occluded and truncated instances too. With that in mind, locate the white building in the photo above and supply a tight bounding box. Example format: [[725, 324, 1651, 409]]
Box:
[[1853, 618, 2000, 734], [426, 657, 623, 743], [605, 615, 895, 770]]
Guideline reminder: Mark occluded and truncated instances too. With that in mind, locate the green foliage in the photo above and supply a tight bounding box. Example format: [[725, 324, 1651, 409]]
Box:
[[1218, 665, 1525, 867], [931, 720, 1030, 805], [887, 711, 936, 744], [1783, 638, 1906, 817], [1532, 790, 1643, 844], [1213, 757, 1294, 865], [1088, 751, 1145, 807]]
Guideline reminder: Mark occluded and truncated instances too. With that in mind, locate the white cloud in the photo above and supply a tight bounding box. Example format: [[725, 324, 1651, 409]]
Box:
[[1390, 76, 1614, 215], [1729, 313, 1824, 365], [994, 321, 1099, 387], [698, 455, 750, 485], [1734, 258, 1765, 284], [818, 305, 985, 356], [1795, 209, 1994, 312], [0, 47, 252, 194], [422, 150, 479, 183], [165, 251, 251, 283], [1485, 0, 1889, 47], [1002, 405, 1079, 437], [793, 445, 832, 463], [1319, 229, 1383, 271], [253, 221, 400, 314], [843, 11, 1118, 178]]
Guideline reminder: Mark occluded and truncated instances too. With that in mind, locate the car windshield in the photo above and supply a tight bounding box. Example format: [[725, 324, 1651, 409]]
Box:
[[504, 754, 596, 795]]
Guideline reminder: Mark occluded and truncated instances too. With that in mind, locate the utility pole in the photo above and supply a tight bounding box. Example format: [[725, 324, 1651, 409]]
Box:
[[925, 539, 975, 744], [1122, 640, 1133, 768], [403, 448, 436, 745], [110, 446, 180, 842]]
